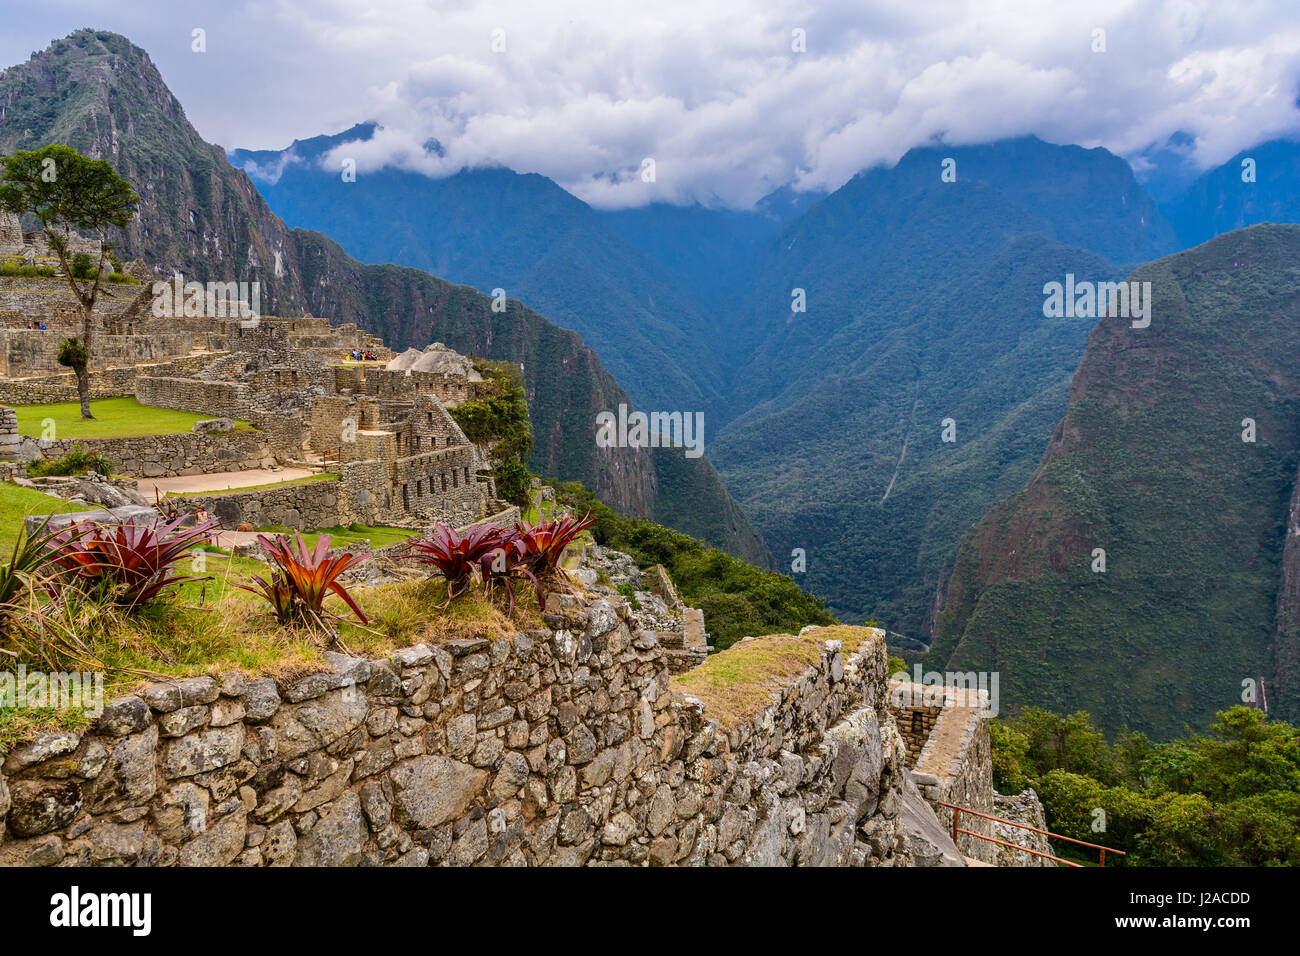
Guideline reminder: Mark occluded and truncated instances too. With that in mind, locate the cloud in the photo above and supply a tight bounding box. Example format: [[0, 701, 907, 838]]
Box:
[[11, 0, 1300, 208]]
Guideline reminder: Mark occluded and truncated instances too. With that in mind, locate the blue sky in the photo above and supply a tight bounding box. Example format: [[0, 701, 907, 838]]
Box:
[[4, 0, 1300, 208]]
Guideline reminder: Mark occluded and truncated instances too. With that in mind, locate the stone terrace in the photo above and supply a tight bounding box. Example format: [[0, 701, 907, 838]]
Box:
[[0, 593, 943, 867]]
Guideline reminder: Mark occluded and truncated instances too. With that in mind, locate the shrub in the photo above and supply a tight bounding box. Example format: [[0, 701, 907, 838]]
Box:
[[49, 515, 217, 608], [448, 359, 534, 503], [0, 259, 57, 278], [27, 444, 113, 478], [69, 252, 94, 279], [615, 581, 641, 609], [237, 532, 368, 628], [57, 337, 88, 372]]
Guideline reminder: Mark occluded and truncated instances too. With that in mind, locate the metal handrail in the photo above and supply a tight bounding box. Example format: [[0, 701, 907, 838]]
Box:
[[937, 800, 1127, 867], [319, 444, 343, 473]]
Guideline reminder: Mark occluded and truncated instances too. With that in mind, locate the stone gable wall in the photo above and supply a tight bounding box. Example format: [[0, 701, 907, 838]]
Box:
[[0, 615, 915, 867], [386, 445, 486, 526]]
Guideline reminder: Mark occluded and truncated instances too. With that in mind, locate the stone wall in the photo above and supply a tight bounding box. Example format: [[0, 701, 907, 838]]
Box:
[[134, 376, 255, 423], [889, 691, 943, 768], [0, 366, 138, 405], [0, 212, 22, 256], [0, 612, 922, 867], [0, 406, 17, 455], [0, 354, 220, 406], [0, 330, 192, 377], [173, 477, 343, 531], [893, 683, 994, 863], [991, 789, 1057, 867], [19, 430, 276, 478], [0, 278, 137, 321], [334, 443, 488, 528]]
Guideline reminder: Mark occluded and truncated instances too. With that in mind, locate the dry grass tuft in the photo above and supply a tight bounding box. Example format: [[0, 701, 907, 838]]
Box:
[[669, 625, 882, 730]]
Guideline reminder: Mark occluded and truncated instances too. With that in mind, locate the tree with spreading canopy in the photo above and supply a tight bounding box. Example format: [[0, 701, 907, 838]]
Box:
[[0, 144, 139, 418]]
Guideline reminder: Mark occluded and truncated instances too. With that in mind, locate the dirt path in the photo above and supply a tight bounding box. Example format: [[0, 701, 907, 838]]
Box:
[[137, 467, 318, 498]]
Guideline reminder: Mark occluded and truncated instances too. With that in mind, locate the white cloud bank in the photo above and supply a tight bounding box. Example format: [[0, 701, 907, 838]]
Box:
[[11, 0, 1300, 208]]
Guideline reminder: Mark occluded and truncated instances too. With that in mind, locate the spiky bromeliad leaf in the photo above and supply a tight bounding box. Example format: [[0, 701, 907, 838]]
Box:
[[508, 512, 596, 609], [0, 515, 88, 634]]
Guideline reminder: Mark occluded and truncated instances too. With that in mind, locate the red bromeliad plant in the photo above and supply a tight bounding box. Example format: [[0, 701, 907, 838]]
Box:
[[513, 512, 596, 577], [508, 511, 596, 609], [236, 533, 368, 627], [48, 515, 218, 608], [411, 523, 514, 600]]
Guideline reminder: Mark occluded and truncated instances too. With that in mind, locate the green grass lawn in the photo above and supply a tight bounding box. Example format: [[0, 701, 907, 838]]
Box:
[[255, 522, 418, 550], [520, 497, 557, 525], [0, 482, 85, 553], [12, 397, 254, 440]]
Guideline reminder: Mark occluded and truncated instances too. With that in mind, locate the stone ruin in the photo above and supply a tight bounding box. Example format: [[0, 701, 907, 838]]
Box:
[[0, 209, 101, 262], [0, 211, 22, 256], [0, 267, 509, 529]]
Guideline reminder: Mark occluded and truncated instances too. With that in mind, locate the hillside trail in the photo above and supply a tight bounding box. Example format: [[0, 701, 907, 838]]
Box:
[[880, 381, 920, 504]]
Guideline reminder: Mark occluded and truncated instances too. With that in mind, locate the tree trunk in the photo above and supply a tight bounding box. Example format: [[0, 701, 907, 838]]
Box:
[[79, 304, 94, 419], [75, 362, 92, 419]]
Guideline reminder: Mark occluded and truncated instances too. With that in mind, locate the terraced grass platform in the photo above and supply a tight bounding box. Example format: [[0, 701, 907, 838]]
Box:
[[12, 397, 253, 439]]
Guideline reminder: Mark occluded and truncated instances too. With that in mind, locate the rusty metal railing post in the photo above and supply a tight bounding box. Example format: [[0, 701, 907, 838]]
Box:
[[952, 806, 959, 845], [1099, 848, 1106, 868]]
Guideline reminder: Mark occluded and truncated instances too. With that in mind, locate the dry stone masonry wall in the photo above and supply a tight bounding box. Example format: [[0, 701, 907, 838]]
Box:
[[17, 430, 275, 479], [0, 605, 924, 867], [178, 477, 344, 531], [890, 682, 995, 863]]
